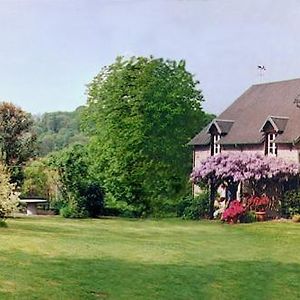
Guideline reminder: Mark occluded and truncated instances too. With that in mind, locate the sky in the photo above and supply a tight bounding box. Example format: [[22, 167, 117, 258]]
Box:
[[1, 0, 300, 115]]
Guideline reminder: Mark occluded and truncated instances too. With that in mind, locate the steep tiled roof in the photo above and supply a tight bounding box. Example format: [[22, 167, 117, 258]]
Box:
[[190, 78, 300, 146]]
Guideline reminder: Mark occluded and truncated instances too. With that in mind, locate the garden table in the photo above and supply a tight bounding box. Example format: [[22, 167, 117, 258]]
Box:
[[19, 198, 48, 215]]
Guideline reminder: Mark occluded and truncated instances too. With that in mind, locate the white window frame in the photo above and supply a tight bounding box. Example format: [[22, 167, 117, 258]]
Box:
[[212, 134, 221, 156], [266, 133, 277, 156]]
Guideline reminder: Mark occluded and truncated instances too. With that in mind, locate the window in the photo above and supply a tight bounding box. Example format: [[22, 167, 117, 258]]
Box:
[[212, 134, 221, 156], [266, 133, 277, 156]]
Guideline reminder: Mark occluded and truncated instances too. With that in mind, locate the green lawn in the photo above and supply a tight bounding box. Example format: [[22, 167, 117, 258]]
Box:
[[0, 217, 299, 299]]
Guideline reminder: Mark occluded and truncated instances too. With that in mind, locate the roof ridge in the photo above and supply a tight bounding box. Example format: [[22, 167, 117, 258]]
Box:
[[215, 119, 235, 122], [252, 77, 300, 87]]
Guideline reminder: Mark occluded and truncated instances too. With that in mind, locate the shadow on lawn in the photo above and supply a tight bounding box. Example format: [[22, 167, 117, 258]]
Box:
[[0, 250, 300, 300]]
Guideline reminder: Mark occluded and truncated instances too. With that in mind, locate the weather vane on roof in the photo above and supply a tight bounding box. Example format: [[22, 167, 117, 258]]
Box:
[[257, 65, 266, 82], [294, 94, 300, 108]]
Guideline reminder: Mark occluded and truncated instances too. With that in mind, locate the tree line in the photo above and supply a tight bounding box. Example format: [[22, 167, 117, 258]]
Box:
[[0, 56, 214, 218]]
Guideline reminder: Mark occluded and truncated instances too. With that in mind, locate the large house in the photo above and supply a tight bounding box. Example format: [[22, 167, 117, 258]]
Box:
[[189, 78, 300, 194]]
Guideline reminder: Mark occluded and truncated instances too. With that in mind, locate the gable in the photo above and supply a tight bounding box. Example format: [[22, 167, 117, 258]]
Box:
[[190, 78, 300, 146]]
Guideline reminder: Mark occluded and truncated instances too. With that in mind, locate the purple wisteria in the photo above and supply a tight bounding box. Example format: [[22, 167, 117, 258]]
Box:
[[191, 152, 300, 185]]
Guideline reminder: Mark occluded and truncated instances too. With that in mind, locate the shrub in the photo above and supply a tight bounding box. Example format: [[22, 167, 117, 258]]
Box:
[[247, 195, 270, 212], [78, 182, 104, 217], [0, 163, 19, 220], [282, 190, 300, 217], [292, 214, 300, 223], [60, 203, 86, 218], [177, 191, 209, 220], [49, 145, 104, 218], [221, 200, 245, 223], [0, 220, 8, 228], [104, 197, 146, 218], [240, 211, 256, 223]]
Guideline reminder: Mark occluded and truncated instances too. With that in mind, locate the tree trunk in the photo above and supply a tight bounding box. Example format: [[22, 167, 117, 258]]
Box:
[[209, 183, 216, 219]]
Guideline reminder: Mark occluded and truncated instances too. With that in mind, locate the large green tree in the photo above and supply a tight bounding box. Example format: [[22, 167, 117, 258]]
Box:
[[83, 56, 212, 216], [0, 102, 36, 184]]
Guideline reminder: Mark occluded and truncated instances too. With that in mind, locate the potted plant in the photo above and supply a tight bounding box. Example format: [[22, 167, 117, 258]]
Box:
[[246, 195, 270, 221]]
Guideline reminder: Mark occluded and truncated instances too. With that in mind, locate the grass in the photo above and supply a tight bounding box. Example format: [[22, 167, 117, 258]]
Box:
[[0, 217, 299, 299]]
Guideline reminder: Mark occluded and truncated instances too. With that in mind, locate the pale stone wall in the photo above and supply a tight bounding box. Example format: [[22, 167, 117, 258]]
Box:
[[194, 147, 210, 168], [221, 144, 264, 155], [193, 146, 210, 195], [277, 144, 300, 163]]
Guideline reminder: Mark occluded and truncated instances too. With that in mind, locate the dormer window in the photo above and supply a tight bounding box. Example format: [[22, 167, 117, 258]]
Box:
[[266, 133, 277, 156], [212, 134, 221, 156], [260, 116, 288, 157], [206, 119, 234, 156]]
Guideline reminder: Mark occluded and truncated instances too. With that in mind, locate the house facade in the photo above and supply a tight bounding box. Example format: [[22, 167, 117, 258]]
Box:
[[189, 78, 300, 194]]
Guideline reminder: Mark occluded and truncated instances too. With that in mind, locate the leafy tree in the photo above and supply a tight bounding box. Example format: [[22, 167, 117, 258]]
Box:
[[22, 159, 59, 200], [82, 56, 211, 216], [49, 144, 104, 218], [0, 102, 36, 184], [0, 162, 19, 220]]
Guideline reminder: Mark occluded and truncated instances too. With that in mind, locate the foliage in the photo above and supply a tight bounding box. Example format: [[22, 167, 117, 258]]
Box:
[[191, 152, 299, 217], [21, 159, 60, 200], [240, 211, 256, 223], [33, 106, 88, 156], [191, 152, 300, 189], [59, 197, 86, 218], [292, 214, 300, 222], [177, 191, 210, 219], [0, 220, 7, 227], [0, 102, 36, 184], [49, 144, 104, 218], [221, 200, 245, 223], [82, 56, 212, 216], [0, 162, 19, 219], [246, 195, 270, 212], [282, 190, 300, 217]]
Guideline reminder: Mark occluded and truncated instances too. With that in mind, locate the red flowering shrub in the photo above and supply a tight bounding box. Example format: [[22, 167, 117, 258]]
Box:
[[221, 200, 245, 223], [247, 195, 270, 212]]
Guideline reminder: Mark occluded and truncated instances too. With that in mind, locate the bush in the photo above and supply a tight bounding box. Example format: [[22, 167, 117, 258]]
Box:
[[103, 197, 145, 218], [49, 145, 104, 218], [177, 191, 209, 220], [292, 214, 300, 223], [59, 194, 87, 218], [78, 182, 104, 217], [282, 190, 300, 217], [0, 220, 8, 228], [221, 200, 245, 223], [0, 163, 19, 220], [240, 211, 256, 223]]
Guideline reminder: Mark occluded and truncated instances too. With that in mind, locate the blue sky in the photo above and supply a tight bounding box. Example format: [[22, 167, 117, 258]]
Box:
[[1, 0, 300, 115]]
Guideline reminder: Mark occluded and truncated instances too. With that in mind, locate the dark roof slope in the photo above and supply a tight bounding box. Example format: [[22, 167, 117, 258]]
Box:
[[190, 78, 300, 146], [188, 125, 211, 145], [260, 116, 289, 133]]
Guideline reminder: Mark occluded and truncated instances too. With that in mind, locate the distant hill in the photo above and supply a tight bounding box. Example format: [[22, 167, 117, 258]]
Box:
[[33, 106, 88, 156]]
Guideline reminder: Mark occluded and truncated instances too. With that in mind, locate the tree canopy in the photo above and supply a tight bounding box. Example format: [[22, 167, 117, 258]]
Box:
[[83, 56, 212, 216], [0, 102, 36, 184], [33, 106, 88, 156]]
